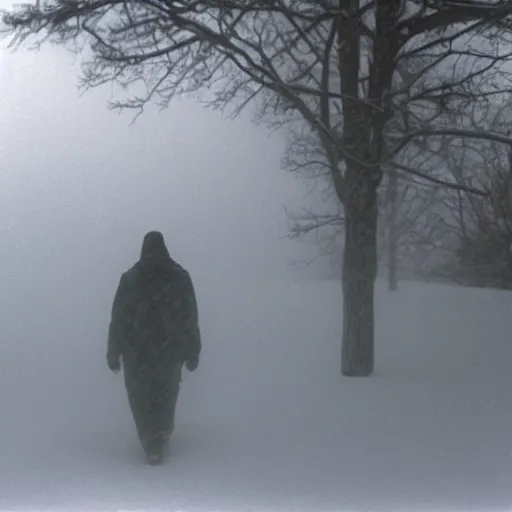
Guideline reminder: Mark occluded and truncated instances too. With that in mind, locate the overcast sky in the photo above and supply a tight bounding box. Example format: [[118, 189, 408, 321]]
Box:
[[0, 2, 320, 350]]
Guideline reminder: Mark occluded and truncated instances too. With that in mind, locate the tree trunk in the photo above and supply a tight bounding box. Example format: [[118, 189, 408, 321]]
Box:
[[336, 0, 401, 376], [341, 177, 378, 376], [387, 171, 399, 291]]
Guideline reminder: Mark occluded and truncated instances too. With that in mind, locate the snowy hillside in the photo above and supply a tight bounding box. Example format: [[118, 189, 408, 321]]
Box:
[[0, 277, 510, 512]]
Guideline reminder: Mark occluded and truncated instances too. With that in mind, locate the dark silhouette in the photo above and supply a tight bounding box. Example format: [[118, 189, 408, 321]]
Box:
[[107, 231, 201, 465]]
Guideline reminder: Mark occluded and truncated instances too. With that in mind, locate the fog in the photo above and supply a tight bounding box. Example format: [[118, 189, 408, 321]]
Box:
[[0, 35, 313, 342], [1, 6, 512, 512]]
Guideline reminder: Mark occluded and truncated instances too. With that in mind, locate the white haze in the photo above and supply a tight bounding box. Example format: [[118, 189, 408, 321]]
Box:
[[0, 8, 511, 512], [0, 42, 314, 348], [0, 277, 511, 512]]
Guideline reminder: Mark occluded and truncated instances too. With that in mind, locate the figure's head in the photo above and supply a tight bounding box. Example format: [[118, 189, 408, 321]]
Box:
[[140, 231, 170, 260]]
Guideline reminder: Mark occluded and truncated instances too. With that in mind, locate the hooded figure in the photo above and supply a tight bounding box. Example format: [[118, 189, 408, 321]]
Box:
[[106, 231, 201, 465]]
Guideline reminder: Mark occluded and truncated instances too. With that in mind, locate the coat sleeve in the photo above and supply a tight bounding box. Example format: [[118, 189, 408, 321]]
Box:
[[107, 273, 134, 362], [181, 271, 202, 362]]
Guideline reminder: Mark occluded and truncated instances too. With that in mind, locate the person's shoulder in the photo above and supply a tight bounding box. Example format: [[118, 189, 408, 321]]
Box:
[[123, 263, 139, 277], [167, 258, 186, 274], [120, 263, 143, 285], [173, 262, 192, 281]]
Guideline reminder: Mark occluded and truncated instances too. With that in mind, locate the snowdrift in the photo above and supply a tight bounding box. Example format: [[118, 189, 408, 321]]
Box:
[[0, 277, 510, 512]]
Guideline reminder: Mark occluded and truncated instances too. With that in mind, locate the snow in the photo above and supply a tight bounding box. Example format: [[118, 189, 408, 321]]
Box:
[[0, 275, 511, 512]]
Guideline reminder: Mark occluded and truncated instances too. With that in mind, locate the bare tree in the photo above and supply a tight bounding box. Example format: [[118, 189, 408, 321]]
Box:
[[4, 0, 512, 376], [284, 150, 444, 290], [282, 45, 489, 292], [430, 96, 512, 288]]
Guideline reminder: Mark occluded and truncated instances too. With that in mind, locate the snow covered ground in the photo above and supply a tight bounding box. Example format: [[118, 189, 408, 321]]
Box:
[[0, 276, 511, 512]]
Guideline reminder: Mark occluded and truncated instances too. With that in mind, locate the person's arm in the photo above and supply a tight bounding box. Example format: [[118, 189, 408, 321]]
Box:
[[182, 272, 201, 371], [107, 273, 131, 372]]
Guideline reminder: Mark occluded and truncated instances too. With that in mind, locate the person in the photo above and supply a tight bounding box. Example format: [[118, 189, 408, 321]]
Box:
[[106, 231, 201, 465]]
